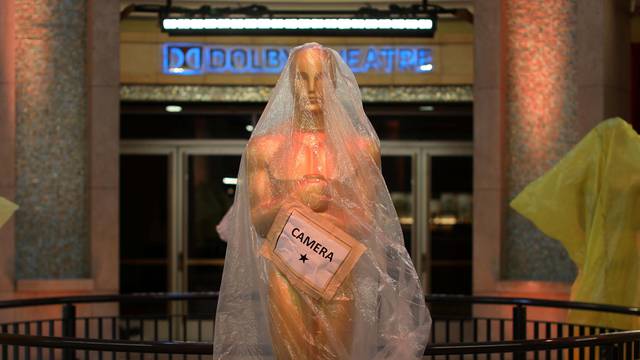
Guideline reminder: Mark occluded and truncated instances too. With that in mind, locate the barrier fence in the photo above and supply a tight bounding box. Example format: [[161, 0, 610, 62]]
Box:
[[0, 293, 638, 359]]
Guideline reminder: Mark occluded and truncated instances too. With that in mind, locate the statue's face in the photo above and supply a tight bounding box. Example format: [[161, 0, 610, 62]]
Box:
[[293, 48, 327, 115]]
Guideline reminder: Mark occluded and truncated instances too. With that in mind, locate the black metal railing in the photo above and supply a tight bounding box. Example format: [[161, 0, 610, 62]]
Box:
[[0, 293, 638, 359], [1, 330, 639, 358]]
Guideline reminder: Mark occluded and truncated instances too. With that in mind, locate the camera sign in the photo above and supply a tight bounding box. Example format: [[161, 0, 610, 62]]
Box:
[[260, 202, 366, 301]]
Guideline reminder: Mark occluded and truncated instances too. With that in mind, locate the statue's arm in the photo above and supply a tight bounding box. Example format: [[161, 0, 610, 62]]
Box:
[[247, 139, 296, 237], [324, 138, 381, 236], [247, 141, 282, 237]]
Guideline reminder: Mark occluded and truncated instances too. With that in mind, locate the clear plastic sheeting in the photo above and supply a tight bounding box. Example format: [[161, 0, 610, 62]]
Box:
[[0, 197, 18, 228], [214, 43, 430, 359], [511, 118, 640, 330]]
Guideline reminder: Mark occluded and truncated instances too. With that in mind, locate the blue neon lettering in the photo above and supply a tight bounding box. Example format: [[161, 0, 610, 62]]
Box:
[[398, 48, 414, 71], [379, 48, 394, 73], [346, 48, 361, 70], [361, 48, 379, 72], [163, 44, 433, 75], [338, 49, 347, 61], [185, 47, 201, 70], [168, 47, 185, 69], [266, 49, 280, 68], [247, 48, 258, 69], [230, 49, 247, 70], [210, 48, 225, 69], [416, 48, 432, 72], [417, 48, 430, 66]]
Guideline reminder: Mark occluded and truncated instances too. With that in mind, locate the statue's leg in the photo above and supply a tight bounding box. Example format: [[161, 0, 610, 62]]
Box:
[[268, 269, 313, 360], [312, 279, 355, 360]]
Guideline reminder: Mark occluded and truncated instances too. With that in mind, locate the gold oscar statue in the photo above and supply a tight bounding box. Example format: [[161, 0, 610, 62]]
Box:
[[246, 46, 380, 360]]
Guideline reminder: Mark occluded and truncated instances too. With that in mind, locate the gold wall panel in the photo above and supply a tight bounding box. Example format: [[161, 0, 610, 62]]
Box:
[[120, 19, 473, 86]]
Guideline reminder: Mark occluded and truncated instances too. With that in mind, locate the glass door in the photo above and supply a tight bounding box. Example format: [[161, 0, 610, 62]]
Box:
[[379, 146, 421, 271], [181, 147, 244, 317], [175, 141, 472, 300], [428, 155, 473, 295], [119, 146, 179, 337], [423, 147, 473, 316], [179, 145, 423, 315]]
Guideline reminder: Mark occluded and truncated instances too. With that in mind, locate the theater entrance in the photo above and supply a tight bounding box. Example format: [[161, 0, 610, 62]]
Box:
[[119, 102, 473, 321]]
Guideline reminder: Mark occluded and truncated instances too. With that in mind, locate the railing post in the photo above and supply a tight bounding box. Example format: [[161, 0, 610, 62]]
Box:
[[601, 344, 621, 360], [513, 305, 527, 360], [1, 324, 8, 360], [62, 303, 76, 360]]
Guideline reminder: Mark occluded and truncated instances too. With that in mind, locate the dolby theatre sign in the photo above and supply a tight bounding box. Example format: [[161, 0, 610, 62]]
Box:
[[163, 43, 434, 75]]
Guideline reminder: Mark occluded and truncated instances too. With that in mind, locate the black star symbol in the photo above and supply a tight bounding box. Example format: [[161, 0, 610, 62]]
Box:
[[299, 254, 309, 264]]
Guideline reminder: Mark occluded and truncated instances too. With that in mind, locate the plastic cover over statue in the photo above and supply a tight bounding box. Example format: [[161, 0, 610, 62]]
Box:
[[215, 43, 431, 360]]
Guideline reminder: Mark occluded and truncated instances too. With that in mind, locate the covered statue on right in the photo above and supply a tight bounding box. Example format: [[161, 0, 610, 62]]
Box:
[[214, 43, 430, 359], [511, 118, 640, 330]]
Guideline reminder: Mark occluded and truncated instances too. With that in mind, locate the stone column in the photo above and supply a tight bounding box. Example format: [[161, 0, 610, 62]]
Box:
[[0, 0, 119, 301], [87, 0, 120, 293], [0, 0, 17, 292], [576, 0, 631, 136], [503, 0, 579, 282], [14, 0, 90, 279], [472, 0, 506, 295]]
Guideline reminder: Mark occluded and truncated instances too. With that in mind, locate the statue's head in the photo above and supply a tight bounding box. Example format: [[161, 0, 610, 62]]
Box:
[[289, 44, 337, 117]]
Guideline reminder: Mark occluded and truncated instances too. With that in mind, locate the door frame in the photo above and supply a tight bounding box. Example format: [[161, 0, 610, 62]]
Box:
[[383, 141, 473, 292], [119, 144, 183, 319], [178, 142, 246, 304]]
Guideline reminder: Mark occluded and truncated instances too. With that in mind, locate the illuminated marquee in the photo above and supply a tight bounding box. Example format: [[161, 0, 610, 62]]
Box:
[[163, 43, 434, 75]]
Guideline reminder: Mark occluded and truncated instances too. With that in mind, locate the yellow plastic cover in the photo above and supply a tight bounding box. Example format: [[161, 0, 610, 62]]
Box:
[[0, 197, 18, 228], [511, 118, 640, 330]]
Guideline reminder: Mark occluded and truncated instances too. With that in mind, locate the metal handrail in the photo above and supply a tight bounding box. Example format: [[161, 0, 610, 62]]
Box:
[[425, 331, 640, 355], [0, 292, 638, 316], [1, 331, 639, 355], [428, 294, 640, 316], [0, 292, 220, 309], [0, 334, 209, 354]]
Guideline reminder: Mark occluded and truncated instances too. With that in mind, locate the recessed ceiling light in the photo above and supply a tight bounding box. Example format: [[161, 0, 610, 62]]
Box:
[[222, 177, 238, 185], [165, 105, 183, 113]]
